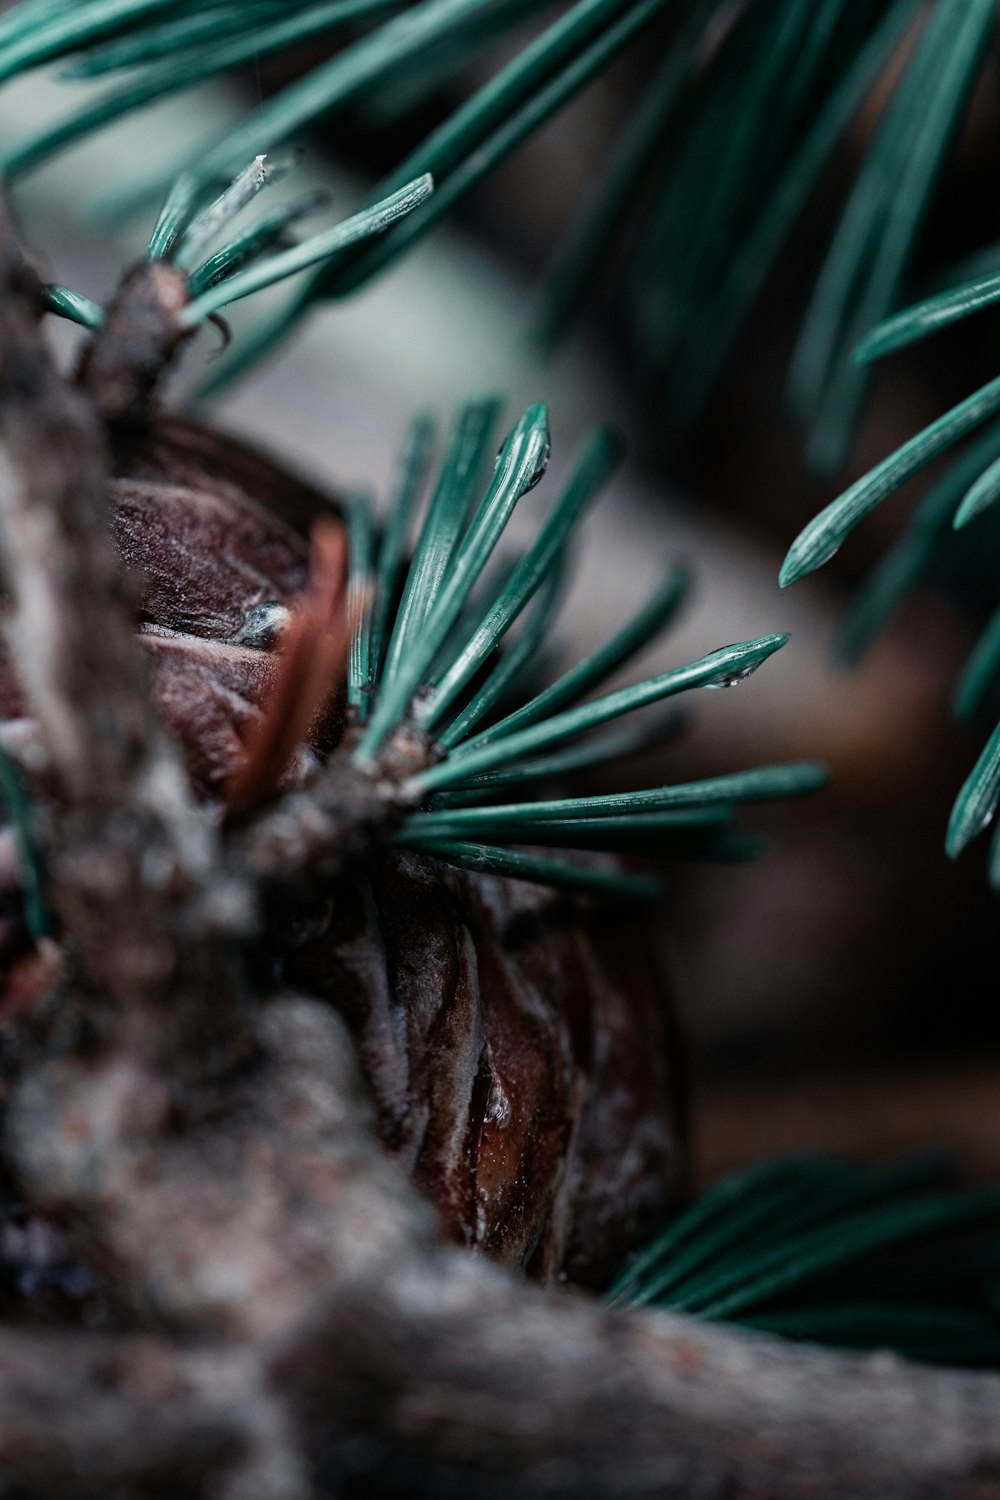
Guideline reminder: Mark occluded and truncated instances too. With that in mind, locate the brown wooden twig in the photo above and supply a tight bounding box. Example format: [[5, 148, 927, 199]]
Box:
[[0, 192, 246, 1050], [76, 258, 192, 428], [6, 995, 1000, 1500], [0, 1325, 303, 1500]]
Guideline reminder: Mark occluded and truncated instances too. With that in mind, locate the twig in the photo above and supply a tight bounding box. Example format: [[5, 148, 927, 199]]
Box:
[[76, 258, 191, 427], [0, 1326, 303, 1500], [0, 193, 245, 1048], [7, 996, 1000, 1500]]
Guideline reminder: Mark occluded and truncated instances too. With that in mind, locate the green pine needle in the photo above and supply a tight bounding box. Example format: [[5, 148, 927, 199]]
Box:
[[180, 173, 434, 325], [666, 0, 918, 429], [422, 426, 621, 734], [62, 4, 279, 80], [954, 606, 1000, 723], [789, 0, 995, 475], [33, 153, 432, 362], [782, 76, 1000, 884], [40, 283, 105, 331], [381, 396, 503, 695], [432, 706, 687, 791], [532, 2, 705, 351], [6, 0, 981, 458], [780, 372, 1000, 587], [346, 491, 378, 718], [688, 1190, 1000, 1322], [310, 0, 671, 304], [404, 765, 827, 828], [401, 803, 734, 843], [414, 839, 664, 901], [0, 0, 183, 84], [354, 401, 552, 760], [953, 452, 1000, 531], [369, 414, 437, 686], [797, 401, 1000, 878], [174, 152, 285, 269], [790, 395, 1000, 875], [1, 0, 408, 179], [836, 420, 1000, 666], [435, 561, 567, 751], [945, 719, 1000, 860], [464, 560, 692, 749], [187, 191, 328, 296], [332, 399, 824, 897], [855, 266, 1000, 365], [413, 637, 793, 792], [610, 1154, 1000, 1368]]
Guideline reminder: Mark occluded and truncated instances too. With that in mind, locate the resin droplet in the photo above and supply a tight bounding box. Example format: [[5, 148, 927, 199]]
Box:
[[232, 601, 292, 649]]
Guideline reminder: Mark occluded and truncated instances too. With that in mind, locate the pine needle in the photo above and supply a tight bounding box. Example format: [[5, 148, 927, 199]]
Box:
[[946, 719, 1000, 860], [780, 373, 1000, 587], [326, 400, 825, 896], [611, 1154, 1000, 1367]]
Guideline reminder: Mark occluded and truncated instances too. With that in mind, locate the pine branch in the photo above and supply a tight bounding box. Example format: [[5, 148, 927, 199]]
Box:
[[2, 0, 992, 451], [2, 64, 1000, 1499], [234, 394, 826, 903]]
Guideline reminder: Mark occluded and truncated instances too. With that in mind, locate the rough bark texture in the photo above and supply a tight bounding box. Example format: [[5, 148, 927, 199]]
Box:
[[7, 997, 1000, 1500], [1, 193, 1000, 1500]]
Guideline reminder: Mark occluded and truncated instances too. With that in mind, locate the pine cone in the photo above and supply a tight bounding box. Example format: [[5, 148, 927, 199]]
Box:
[[289, 849, 683, 1286], [0, 413, 685, 1290]]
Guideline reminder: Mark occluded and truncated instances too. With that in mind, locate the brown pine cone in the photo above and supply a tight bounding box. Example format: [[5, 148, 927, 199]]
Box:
[[0, 414, 685, 1291], [289, 849, 683, 1287], [0, 416, 325, 802]]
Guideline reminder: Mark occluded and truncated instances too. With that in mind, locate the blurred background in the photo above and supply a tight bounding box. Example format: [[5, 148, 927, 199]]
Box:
[[4, 14, 999, 1186]]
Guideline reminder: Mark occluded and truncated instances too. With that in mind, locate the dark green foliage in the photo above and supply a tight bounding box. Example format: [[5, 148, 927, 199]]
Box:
[[4, 0, 994, 443], [781, 248, 1000, 889], [40, 150, 434, 336], [349, 398, 827, 897], [610, 1154, 1000, 1368]]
